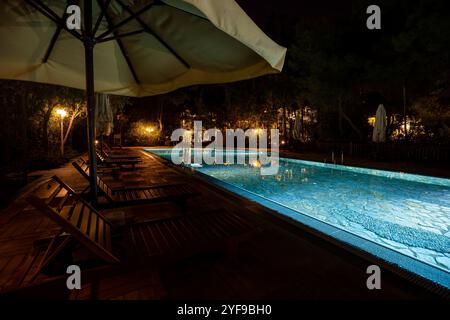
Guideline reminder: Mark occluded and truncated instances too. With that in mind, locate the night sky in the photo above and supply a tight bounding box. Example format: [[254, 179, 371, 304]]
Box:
[[235, 0, 360, 44], [236, 0, 352, 19]]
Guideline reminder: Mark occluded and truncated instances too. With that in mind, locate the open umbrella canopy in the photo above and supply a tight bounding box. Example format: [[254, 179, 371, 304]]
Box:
[[0, 0, 286, 96], [0, 0, 286, 202]]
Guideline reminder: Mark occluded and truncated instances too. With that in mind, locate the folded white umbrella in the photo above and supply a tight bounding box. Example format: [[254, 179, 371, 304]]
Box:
[[372, 104, 387, 143], [96, 93, 113, 136], [0, 0, 287, 201]]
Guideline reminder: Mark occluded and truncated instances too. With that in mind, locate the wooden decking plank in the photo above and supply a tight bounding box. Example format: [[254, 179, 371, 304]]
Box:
[[138, 226, 152, 255], [181, 217, 206, 241], [160, 221, 181, 247], [199, 214, 226, 238], [145, 224, 162, 255], [168, 220, 188, 242], [170, 219, 192, 242], [154, 223, 171, 250]]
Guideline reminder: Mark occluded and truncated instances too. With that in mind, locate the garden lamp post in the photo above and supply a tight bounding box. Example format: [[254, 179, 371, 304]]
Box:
[[56, 108, 67, 156]]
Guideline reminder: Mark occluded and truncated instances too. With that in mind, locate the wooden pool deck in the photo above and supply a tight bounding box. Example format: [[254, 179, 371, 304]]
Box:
[[0, 149, 445, 299]]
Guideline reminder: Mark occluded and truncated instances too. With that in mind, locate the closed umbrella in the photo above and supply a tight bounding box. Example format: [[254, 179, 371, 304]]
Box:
[[372, 104, 387, 143], [96, 93, 113, 136], [96, 92, 113, 155], [292, 110, 302, 141], [0, 0, 287, 201]]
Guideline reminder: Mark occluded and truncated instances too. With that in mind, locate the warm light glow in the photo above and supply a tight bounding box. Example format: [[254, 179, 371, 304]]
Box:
[[145, 127, 155, 133], [368, 116, 376, 126], [95, 140, 99, 145], [56, 108, 67, 118], [281, 140, 286, 145], [250, 160, 261, 168]]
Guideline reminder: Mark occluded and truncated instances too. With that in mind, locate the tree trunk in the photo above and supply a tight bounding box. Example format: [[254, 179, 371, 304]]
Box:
[[338, 95, 343, 137], [342, 111, 362, 140], [63, 110, 80, 146], [42, 101, 57, 152]]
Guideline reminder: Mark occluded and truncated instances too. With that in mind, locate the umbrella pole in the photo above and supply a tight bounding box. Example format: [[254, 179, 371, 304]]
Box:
[[84, 0, 98, 203]]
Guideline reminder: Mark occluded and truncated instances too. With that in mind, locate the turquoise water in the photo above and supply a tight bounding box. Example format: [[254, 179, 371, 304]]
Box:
[[147, 149, 450, 287]]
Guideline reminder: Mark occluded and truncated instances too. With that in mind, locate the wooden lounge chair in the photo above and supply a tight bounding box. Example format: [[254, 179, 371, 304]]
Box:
[[98, 144, 141, 160], [9, 176, 259, 290], [72, 158, 200, 208], [100, 148, 141, 160], [102, 141, 140, 157], [102, 141, 122, 152], [96, 150, 141, 169]]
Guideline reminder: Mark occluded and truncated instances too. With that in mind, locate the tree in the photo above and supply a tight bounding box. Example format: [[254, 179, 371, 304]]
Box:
[[412, 88, 450, 141], [56, 101, 86, 156]]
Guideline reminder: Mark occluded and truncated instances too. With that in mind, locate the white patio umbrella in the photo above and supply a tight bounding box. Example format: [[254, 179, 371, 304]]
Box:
[[292, 110, 302, 141], [96, 92, 113, 155], [0, 0, 287, 201], [372, 104, 387, 143], [96, 93, 113, 136]]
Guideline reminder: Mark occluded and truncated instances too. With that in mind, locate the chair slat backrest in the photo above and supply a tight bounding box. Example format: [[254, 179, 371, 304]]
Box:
[[96, 150, 106, 163], [27, 176, 119, 264], [101, 149, 110, 158], [72, 159, 114, 202]]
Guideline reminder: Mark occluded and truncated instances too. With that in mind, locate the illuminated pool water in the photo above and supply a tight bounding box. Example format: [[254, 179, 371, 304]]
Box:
[[146, 148, 450, 288]]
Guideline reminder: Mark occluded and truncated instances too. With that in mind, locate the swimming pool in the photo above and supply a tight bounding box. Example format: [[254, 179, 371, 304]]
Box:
[[146, 148, 450, 289]]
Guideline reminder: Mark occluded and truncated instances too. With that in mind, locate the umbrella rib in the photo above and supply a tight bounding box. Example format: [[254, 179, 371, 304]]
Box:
[[96, 1, 156, 40], [93, 0, 112, 36], [115, 0, 190, 70], [97, 0, 141, 85], [43, 0, 73, 63], [24, 0, 83, 42], [96, 29, 145, 43]]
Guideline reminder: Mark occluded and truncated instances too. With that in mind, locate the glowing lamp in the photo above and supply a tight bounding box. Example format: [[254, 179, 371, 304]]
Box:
[[56, 109, 67, 118]]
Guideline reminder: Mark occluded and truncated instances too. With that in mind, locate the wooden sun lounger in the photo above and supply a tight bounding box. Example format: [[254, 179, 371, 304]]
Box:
[[96, 150, 141, 169], [102, 142, 140, 156], [7, 176, 259, 291], [72, 158, 200, 208], [98, 147, 141, 160], [102, 141, 123, 152]]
